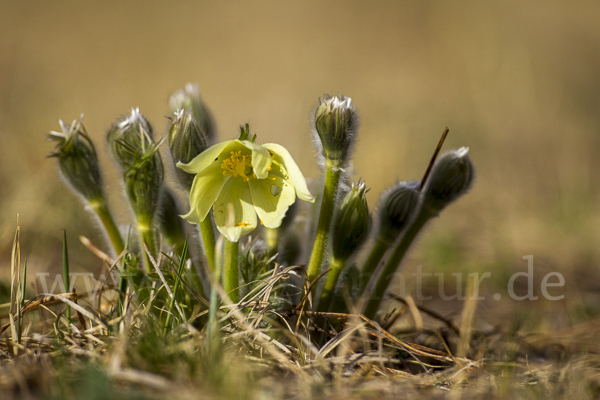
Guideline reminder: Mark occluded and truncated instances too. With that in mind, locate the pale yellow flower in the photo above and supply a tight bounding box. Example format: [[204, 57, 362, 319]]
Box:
[[177, 137, 314, 242]]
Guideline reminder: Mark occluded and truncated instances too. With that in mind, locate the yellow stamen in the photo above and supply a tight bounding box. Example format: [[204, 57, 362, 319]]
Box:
[[236, 221, 251, 227], [221, 151, 252, 182]]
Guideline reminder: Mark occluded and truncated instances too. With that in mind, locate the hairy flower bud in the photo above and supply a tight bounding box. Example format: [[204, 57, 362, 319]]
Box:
[[48, 115, 104, 202], [123, 152, 164, 223], [422, 147, 474, 213], [107, 108, 164, 222], [107, 108, 154, 168], [377, 180, 421, 244], [169, 83, 216, 145], [331, 181, 371, 261], [313, 94, 358, 165], [168, 109, 211, 191]]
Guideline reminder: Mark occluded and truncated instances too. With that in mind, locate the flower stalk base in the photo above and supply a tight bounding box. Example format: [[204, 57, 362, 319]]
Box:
[[89, 199, 125, 257], [363, 208, 433, 319], [223, 238, 240, 303], [306, 165, 343, 287]]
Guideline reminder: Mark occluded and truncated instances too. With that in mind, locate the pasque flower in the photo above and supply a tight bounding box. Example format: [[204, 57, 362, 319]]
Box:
[[177, 125, 314, 242], [48, 115, 104, 202]]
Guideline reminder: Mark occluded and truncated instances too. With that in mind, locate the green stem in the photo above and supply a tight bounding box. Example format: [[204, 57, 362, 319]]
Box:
[[223, 239, 240, 303], [207, 236, 222, 365], [89, 200, 125, 256], [164, 239, 188, 335], [265, 227, 279, 260], [200, 217, 217, 273], [307, 165, 343, 285], [162, 220, 186, 256], [317, 257, 345, 313], [137, 220, 157, 273], [358, 238, 391, 295], [117, 228, 132, 317], [363, 209, 433, 319]]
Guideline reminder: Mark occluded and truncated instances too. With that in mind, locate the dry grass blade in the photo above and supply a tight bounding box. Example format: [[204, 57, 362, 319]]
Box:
[[167, 258, 209, 307], [79, 234, 113, 264], [144, 244, 186, 321], [317, 320, 367, 359], [227, 265, 300, 328], [419, 126, 449, 191], [42, 292, 108, 330], [9, 216, 22, 350], [209, 277, 307, 377], [0, 292, 88, 335], [457, 276, 477, 358], [295, 267, 331, 312], [108, 368, 171, 391], [388, 294, 460, 334], [405, 295, 423, 331], [289, 310, 463, 365]]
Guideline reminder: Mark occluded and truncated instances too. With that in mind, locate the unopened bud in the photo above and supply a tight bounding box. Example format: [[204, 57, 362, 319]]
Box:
[[123, 155, 164, 223], [331, 181, 371, 261], [313, 94, 358, 165], [48, 115, 104, 202], [107, 108, 164, 222], [169, 83, 216, 145], [168, 108, 211, 191], [422, 147, 474, 213], [377, 180, 421, 244], [107, 108, 154, 168]]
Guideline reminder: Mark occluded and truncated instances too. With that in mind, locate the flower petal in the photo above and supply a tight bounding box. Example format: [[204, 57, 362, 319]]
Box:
[[213, 179, 257, 242], [181, 162, 231, 224], [177, 140, 234, 173], [249, 168, 296, 229], [241, 140, 272, 179], [262, 143, 315, 202]]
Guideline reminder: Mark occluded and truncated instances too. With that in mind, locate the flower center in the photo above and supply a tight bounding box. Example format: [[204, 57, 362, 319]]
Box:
[[221, 151, 252, 182]]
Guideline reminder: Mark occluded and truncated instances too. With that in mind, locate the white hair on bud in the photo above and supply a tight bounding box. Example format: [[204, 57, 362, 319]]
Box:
[[118, 107, 144, 130], [170, 82, 203, 111], [454, 147, 469, 157], [184, 82, 200, 97], [173, 108, 185, 120], [309, 93, 360, 171]]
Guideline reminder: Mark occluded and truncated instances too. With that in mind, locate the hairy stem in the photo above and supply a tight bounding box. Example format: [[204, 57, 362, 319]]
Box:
[[89, 200, 125, 256], [137, 220, 157, 273], [200, 217, 217, 273], [363, 209, 432, 319], [317, 257, 345, 313], [265, 227, 279, 260], [358, 238, 390, 295], [223, 238, 240, 303], [306, 165, 343, 286]]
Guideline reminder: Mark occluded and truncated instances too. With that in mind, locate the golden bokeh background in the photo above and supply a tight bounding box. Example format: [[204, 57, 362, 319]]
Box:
[[1, 1, 600, 322]]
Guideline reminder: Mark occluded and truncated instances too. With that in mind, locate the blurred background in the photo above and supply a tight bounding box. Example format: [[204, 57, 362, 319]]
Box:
[[1, 0, 600, 328]]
